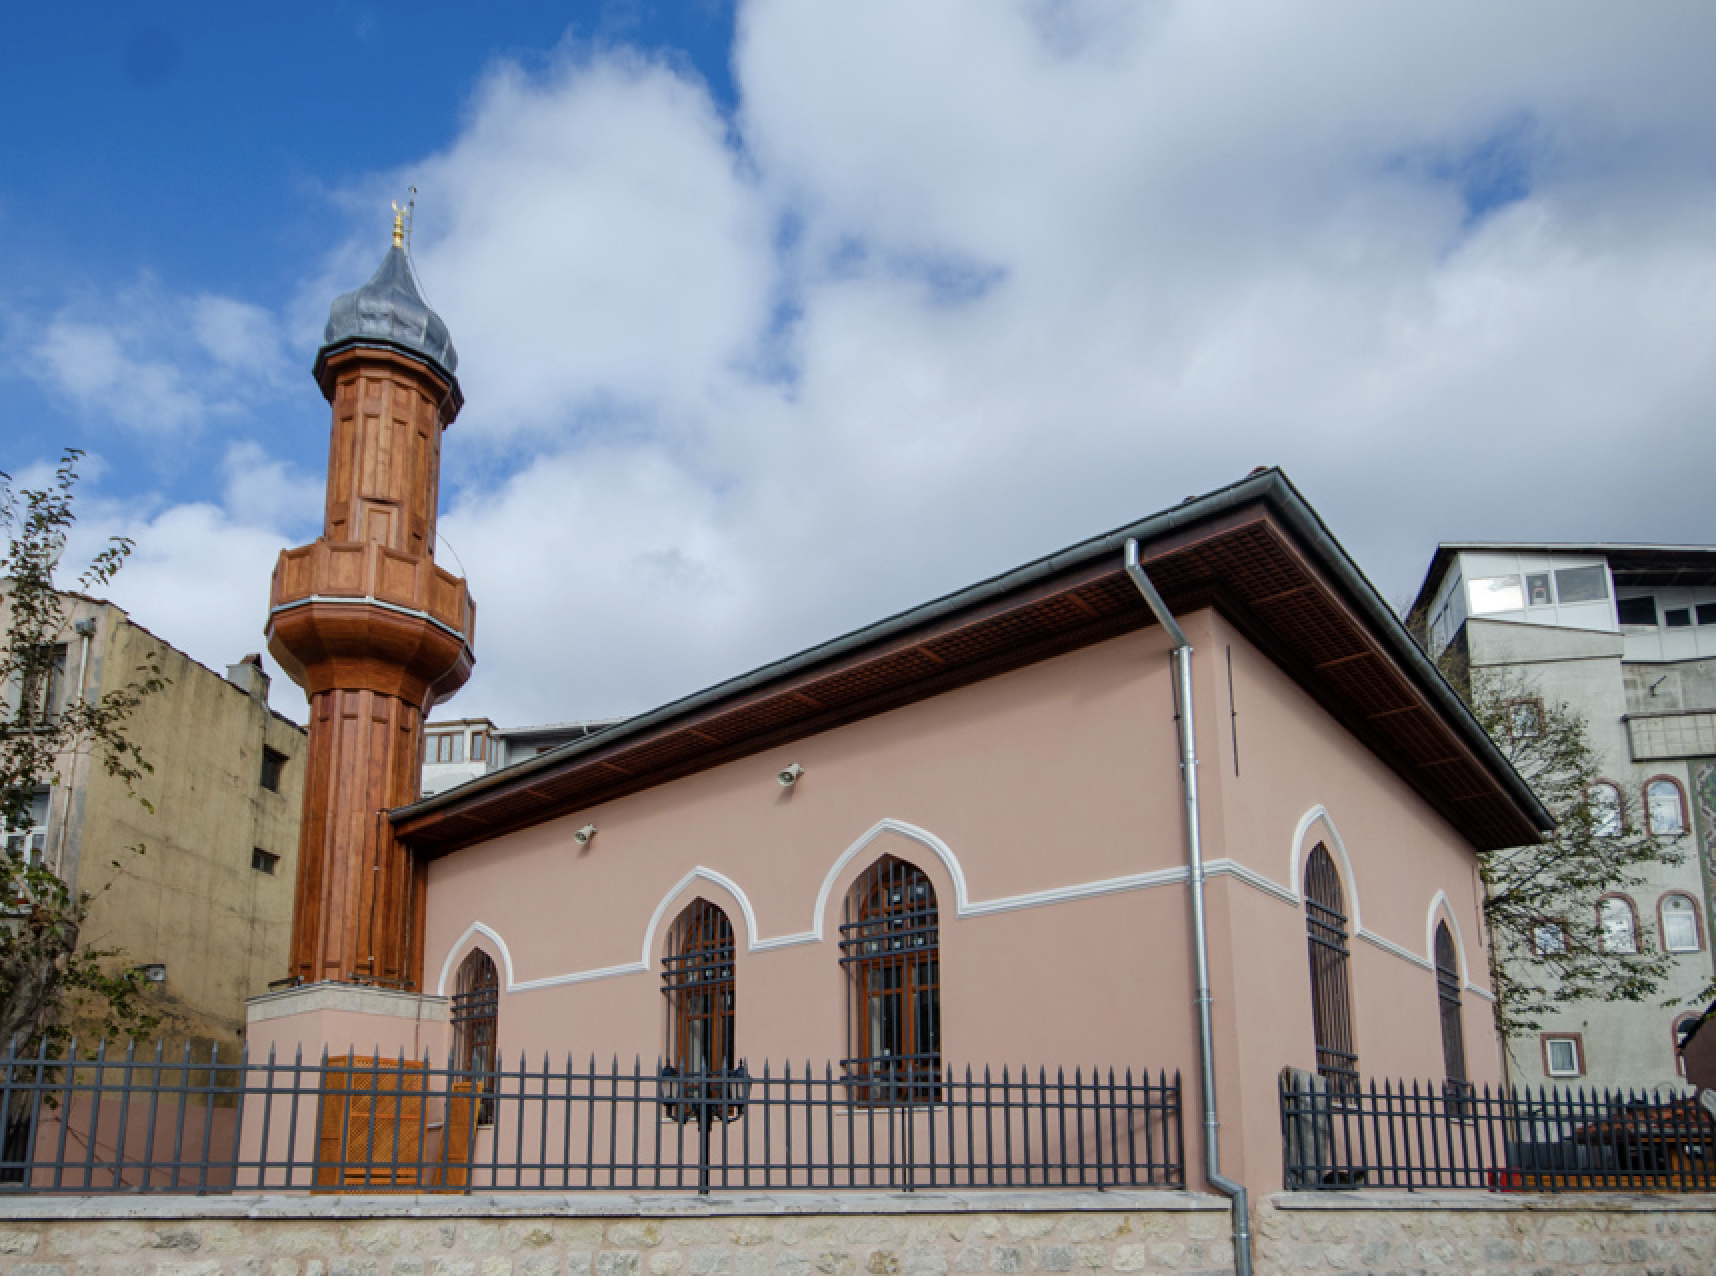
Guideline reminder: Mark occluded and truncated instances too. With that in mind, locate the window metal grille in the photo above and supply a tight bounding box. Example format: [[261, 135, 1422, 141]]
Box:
[[1303, 845, 1357, 1095], [839, 857, 940, 1104], [1434, 922, 1467, 1091], [663, 901, 735, 1076], [450, 950, 499, 1125]]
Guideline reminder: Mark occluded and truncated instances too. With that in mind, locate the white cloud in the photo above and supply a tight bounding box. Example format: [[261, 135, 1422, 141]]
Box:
[[18, 282, 290, 435], [24, 3, 1716, 734]]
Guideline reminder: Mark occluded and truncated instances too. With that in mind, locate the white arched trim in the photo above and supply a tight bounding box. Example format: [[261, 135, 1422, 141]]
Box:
[[1425, 891, 1471, 987], [1290, 805, 1362, 936], [434, 922, 517, 997], [508, 867, 761, 994]]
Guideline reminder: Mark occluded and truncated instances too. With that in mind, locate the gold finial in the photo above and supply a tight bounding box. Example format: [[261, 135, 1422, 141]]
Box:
[[391, 201, 405, 248]]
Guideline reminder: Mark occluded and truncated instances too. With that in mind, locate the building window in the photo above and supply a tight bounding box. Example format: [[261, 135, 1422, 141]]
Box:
[[470, 731, 487, 763], [1524, 573, 1552, 607], [1665, 607, 1693, 629], [1673, 1014, 1702, 1077], [1660, 894, 1703, 953], [1587, 783, 1623, 837], [1554, 566, 1608, 604], [2, 790, 50, 868], [1506, 699, 1543, 740], [1645, 778, 1686, 836], [1434, 923, 1467, 1090], [429, 733, 463, 765], [9, 644, 68, 726], [1616, 595, 1658, 627], [1532, 921, 1568, 956], [1468, 575, 1525, 615], [1304, 844, 1358, 1094], [1597, 897, 1637, 954], [663, 900, 735, 1077], [839, 857, 941, 1103], [451, 949, 500, 1125], [1542, 1034, 1583, 1078], [1697, 602, 1716, 627], [251, 848, 279, 875], [259, 747, 287, 793]]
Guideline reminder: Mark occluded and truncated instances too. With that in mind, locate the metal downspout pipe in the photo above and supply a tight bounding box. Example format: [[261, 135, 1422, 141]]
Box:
[[1123, 540, 1253, 1276]]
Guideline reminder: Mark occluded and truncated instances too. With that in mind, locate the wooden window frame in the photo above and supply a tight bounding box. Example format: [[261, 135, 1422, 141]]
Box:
[[1541, 1033, 1584, 1078], [839, 857, 941, 1104], [662, 900, 736, 1078], [1433, 921, 1467, 1090], [450, 948, 500, 1125], [1303, 844, 1358, 1095]]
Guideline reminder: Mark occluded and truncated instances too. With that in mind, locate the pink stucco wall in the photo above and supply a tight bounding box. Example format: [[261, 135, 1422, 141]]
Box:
[[418, 607, 1501, 1193]]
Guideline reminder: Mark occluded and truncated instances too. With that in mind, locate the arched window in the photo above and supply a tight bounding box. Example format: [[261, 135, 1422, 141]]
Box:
[[1598, 897, 1638, 954], [839, 857, 940, 1103], [663, 900, 735, 1076], [1646, 779, 1687, 836], [1660, 894, 1703, 953], [450, 949, 500, 1125], [1673, 1013, 1703, 1077], [1304, 844, 1357, 1094], [1434, 922, 1467, 1091], [1587, 783, 1623, 837]]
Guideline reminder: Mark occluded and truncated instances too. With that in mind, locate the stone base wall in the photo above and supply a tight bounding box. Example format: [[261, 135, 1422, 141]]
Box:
[[1260, 1192, 1716, 1274], [0, 1192, 1711, 1276]]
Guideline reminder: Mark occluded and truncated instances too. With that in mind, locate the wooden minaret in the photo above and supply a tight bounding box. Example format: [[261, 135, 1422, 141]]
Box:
[[266, 210, 474, 992]]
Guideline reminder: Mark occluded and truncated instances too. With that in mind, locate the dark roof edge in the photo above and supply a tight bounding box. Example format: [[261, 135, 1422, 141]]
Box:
[[392, 467, 1552, 833], [312, 337, 465, 412]]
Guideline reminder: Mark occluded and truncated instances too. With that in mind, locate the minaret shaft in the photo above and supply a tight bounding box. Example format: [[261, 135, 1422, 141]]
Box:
[[266, 245, 472, 992]]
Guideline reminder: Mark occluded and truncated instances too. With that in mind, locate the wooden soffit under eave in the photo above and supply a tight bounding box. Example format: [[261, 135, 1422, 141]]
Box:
[[394, 502, 1540, 859]]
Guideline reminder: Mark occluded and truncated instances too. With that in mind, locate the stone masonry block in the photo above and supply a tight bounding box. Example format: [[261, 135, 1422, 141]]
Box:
[[648, 1253, 683, 1276], [607, 1226, 662, 1251], [521, 1257, 561, 1276], [504, 1226, 554, 1253], [0, 1238, 40, 1259], [596, 1253, 640, 1276], [864, 1252, 896, 1275], [900, 1249, 945, 1276], [1033, 1247, 1072, 1272]]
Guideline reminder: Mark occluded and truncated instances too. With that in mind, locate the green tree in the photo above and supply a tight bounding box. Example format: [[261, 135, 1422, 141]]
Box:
[[1467, 672, 1682, 1037], [0, 451, 166, 1050]]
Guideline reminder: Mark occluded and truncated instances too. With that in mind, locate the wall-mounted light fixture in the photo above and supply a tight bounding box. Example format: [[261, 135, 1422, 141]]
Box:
[[777, 762, 804, 788], [572, 823, 597, 846]]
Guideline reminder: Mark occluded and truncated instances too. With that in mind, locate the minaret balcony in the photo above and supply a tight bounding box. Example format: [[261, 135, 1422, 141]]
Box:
[[265, 539, 476, 708]]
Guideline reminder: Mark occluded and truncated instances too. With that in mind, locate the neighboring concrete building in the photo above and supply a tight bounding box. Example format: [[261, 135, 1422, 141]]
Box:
[[329, 468, 1553, 1197], [1, 591, 306, 1050], [420, 717, 619, 798], [1409, 544, 1716, 1091]]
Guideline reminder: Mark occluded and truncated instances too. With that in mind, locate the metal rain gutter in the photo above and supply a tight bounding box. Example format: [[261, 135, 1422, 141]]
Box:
[[1123, 538, 1253, 1276]]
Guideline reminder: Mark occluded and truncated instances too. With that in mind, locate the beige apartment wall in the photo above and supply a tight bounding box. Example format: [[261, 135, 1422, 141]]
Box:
[[66, 604, 305, 1052], [420, 607, 1502, 1196]]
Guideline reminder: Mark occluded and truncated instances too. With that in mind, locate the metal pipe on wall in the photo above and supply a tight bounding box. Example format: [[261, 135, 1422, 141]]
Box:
[[1123, 539, 1253, 1276]]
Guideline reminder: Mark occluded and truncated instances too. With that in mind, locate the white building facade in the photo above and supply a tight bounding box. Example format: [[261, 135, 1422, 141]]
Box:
[[1413, 544, 1716, 1091]]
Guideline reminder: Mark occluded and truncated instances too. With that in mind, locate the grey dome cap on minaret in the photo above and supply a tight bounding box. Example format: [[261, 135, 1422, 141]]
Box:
[[314, 243, 462, 405]]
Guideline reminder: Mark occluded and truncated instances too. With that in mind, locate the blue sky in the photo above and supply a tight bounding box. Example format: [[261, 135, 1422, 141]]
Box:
[[4, 2, 1715, 728]]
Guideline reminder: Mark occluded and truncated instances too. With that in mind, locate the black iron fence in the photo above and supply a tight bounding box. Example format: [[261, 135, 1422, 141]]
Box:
[[1281, 1070, 1716, 1192], [0, 1040, 1181, 1194]]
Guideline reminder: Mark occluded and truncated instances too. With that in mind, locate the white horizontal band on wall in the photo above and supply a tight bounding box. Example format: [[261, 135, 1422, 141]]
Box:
[[438, 814, 1479, 998]]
